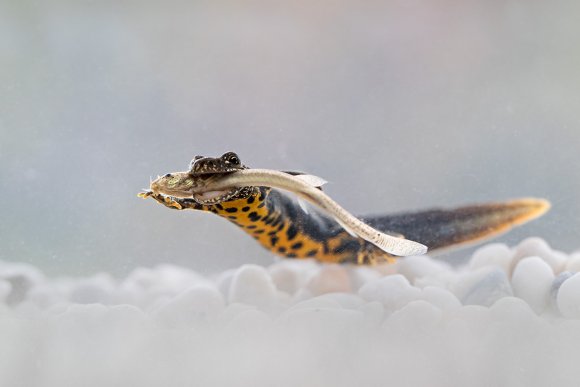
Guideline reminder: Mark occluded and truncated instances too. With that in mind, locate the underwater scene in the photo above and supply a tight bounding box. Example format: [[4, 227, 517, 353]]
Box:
[[1, 0, 579, 386]]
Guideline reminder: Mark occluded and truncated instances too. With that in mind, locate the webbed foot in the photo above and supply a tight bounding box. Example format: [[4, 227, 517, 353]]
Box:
[[138, 190, 184, 210]]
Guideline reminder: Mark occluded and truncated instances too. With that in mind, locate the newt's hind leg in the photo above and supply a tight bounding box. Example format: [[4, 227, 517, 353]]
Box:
[[356, 250, 397, 265]]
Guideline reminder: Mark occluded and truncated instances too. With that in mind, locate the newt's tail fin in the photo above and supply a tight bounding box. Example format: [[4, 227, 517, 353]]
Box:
[[361, 198, 550, 253]]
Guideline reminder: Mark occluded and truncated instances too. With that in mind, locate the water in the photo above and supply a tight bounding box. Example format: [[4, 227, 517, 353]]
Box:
[[0, 2, 579, 384]]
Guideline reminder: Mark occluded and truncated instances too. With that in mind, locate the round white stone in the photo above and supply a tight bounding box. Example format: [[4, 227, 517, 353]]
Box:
[[420, 286, 461, 311], [228, 264, 278, 306], [469, 243, 513, 272], [154, 285, 225, 327], [511, 237, 565, 274], [397, 255, 451, 284], [564, 253, 580, 272], [557, 273, 580, 319], [451, 267, 513, 307], [511, 256, 554, 314], [306, 264, 352, 295], [358, 274, 421, 312]]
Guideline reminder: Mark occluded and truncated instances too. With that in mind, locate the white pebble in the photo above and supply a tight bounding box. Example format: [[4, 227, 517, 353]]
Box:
[[357, 301, 385, 327], [551, 272, 575, 307], [219, 303, 257, 323], [315, 293, 365, 309], [348, 267, 382, 291], [288, 297, 343, 312], [0, 280, 12, 303], [154, 264, 206, 293], [451, 267, 513, 307], [557, 273, 580, 319], [447, 305, 491, 330], [216, 268, 236, 297], [281, 307, 365, 335], [468, 243, 513, 272], [226, 309, 272, 334], [384, 300, 442, 332], [511, 257, 554, 314], [397, 255, 451, 284], [511, 237, 565, 274], [154, 285, 225, 328], [306, 264, 352, 295], [69, 273, 116, 304], [57, 303, 110, 324], [420, 286, 461, 311], [0, 263, 45, 305], [228, 265, 278, 306], [269, 264, 300, 295], [489, 297, 537, 323], [358, 274, 421, 312], [564, 253, 580, 272]]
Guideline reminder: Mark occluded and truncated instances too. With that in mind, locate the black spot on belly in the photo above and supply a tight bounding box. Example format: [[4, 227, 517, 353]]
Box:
[[247, 196, 255, 204], [291, 242, 303, 250], [257, 202, 266, 208], [228, 215, 237, 220], [286, 225, 298, 241], [270, 236, 279, 246], [248, 212, 261, 221], [242, 206, 250, 212], [278, 246, 287, 253], [267, 231, 277, 236], [215, 203, 224, 210], [246, 225, 257, 229], [286, 253, 297, 258], [225, 207, 238, 213], [253, 229, 265, 234], [258, 191, 266, 201], [306, 249, 318, 257]]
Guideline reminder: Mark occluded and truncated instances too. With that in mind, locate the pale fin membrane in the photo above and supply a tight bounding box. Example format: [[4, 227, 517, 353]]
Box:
[[297, 197, 310, 215], [292, 174, 328, 189]]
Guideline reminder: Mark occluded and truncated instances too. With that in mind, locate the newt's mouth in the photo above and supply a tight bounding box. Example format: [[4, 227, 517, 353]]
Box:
[[192, 188, 241, 205], [189, 169, 244, 205], [148, 164, 252, 204]]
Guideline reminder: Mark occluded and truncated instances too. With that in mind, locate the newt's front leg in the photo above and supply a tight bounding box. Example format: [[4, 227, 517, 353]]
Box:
[[138, 191, 203, 211]]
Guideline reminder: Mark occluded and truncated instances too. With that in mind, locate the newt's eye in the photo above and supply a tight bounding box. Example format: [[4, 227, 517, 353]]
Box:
[[222, 152, 240, 165]]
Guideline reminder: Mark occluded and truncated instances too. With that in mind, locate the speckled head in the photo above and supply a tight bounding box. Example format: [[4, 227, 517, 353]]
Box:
[[150, 152, 255, 205], [188, 152, 253, 204], [189, 151, 245, 175]]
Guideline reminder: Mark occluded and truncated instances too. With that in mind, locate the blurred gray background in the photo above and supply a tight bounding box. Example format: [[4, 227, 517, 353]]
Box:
[[1, 0, 578, 276]]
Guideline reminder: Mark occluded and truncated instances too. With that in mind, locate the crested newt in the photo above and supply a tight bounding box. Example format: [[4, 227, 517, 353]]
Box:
[[140, 152, 550, 265]]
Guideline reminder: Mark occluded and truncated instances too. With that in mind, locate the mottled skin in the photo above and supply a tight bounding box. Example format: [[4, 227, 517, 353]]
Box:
[[142, 152, 550, 265]]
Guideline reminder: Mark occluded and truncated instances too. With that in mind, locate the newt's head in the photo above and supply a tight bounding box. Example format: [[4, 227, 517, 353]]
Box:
[[149, 152, 255, 205], [189, 151, 245, 175]]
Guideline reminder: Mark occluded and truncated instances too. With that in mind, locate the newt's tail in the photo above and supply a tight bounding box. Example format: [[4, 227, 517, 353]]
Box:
[[361, 198, 550, 253]]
